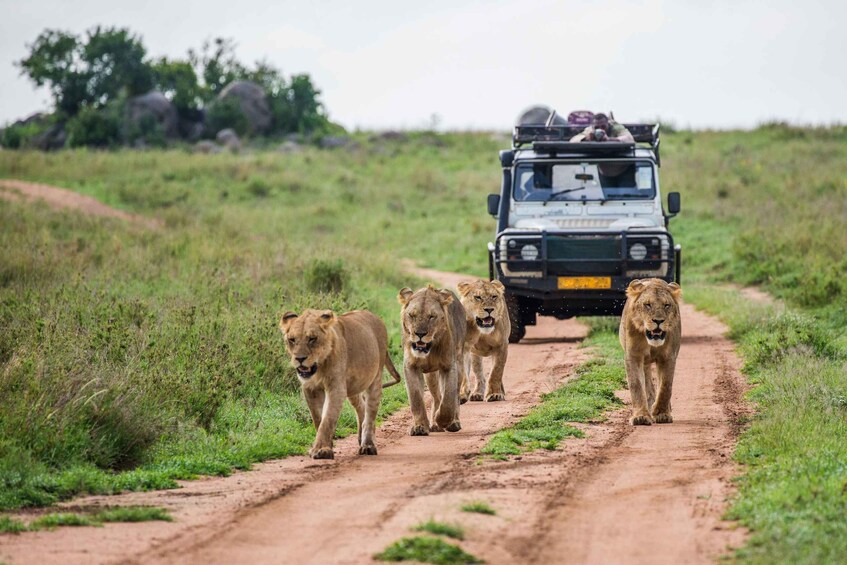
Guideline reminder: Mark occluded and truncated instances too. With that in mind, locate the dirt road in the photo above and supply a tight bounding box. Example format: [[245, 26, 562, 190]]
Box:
[[0, 259, 748, 564]]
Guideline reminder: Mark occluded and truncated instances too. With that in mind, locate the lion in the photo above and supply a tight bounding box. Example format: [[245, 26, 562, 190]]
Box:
[[457, 279, 510, 402], [279, 309, 401, 459], [397, 285, 468, 435], [619, 278, 682, 425]]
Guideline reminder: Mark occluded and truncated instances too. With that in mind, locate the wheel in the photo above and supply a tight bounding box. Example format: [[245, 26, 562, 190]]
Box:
[[508, 321, 526, 343], [506, 293, 526, 343]]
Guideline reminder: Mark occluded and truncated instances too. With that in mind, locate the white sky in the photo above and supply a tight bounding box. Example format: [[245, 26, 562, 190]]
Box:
[[1, 0, 846, 130]]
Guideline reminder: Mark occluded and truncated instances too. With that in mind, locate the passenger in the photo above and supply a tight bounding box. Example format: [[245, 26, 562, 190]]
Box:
[[570, 113, 635, 143]]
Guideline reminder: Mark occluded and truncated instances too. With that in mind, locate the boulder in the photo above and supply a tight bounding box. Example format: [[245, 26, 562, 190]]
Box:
[[193, 140, 221, 154], [216, 128, 242, 152], [216, 81, 271, 134], [31, 122, 67, 150], [127, 92, 179, 138], [277, 140, 302, 153], [320, 136, 350, 149]]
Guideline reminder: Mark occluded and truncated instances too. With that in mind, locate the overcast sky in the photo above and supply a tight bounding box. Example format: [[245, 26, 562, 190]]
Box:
[[1, 0, 845, 130]]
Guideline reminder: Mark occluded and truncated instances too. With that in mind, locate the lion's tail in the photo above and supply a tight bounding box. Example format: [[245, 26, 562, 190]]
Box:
[[382, 352, 402, 388]]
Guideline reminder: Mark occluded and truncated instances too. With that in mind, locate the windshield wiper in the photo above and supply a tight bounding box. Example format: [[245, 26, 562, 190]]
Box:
[[543, 186, 592, 206]]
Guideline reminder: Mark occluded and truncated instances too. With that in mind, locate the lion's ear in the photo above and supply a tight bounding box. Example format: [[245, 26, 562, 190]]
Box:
[[456, 281, 472, 297], [490, 280, 505, 294], [626, 279, 646, 298], [668, 282, 682, 301], [436, 288, 454, 306], [318, 310, 337, 327], [279, 311, 298, 333], [398, 287, 414, 306]]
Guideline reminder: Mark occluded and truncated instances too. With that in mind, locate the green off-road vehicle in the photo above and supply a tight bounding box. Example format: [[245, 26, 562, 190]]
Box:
[[487, 109, 681, 342]]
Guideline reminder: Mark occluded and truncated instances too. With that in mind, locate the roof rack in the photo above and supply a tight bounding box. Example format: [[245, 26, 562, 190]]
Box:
[[512, 123, 662, 164]]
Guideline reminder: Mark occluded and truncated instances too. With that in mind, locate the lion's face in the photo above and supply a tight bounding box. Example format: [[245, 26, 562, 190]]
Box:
[[626, 279, 682, 347], [457, 279, 506, 334], [398, 286, 454, 358], [278, 309, 338, 379]]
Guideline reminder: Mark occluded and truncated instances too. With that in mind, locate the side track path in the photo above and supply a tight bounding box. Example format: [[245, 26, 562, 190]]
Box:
[[0, 179, 161, 229]]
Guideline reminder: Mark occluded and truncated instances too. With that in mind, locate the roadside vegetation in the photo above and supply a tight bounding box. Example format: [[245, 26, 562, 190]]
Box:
[[413, 519, 465, 540], [459, 502, 496, 516], [375, 536, 483, 564], [0, 506, 171, 533], [2, 124, 847, 561]]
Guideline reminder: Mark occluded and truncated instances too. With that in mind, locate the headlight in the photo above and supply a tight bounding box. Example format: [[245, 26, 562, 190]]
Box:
[[520, 244, 539, 261], [629, 243, 647, 261]]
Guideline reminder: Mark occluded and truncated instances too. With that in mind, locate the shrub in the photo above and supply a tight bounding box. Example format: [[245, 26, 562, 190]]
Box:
[[205, 98, 248, 137], [66, 106, 121, 148], [304, 259, 349, 294]]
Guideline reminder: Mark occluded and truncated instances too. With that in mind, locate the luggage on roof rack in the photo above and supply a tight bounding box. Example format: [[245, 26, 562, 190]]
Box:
[[512, 123, 660, 148]]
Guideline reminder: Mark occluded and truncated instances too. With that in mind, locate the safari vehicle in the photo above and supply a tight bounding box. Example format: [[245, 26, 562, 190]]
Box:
[[487, 110, 681, 342]]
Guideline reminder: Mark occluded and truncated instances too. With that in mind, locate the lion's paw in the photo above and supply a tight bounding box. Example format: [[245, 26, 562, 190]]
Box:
[[410, 425, 429, 436], [445, 421, 462, 433], [486, 392, 506, 402], [430, 424, 445, 432], [630, 413, 653, 426], [469, 392, 484, 402], [653, 412, 673, 424], [459, 394, 469, 405], [358, 444, 378, 455], [312, 447, 335, 459]]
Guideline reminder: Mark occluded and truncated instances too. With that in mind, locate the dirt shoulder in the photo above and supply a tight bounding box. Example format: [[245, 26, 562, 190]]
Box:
[[0, 267, 748, 565]]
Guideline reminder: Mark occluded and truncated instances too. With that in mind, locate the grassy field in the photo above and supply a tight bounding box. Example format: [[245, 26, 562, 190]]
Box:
[[2, 125, 847, 561]]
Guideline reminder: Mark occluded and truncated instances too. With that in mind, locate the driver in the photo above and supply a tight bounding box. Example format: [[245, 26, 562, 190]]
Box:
[[570, 113, 634, 143]]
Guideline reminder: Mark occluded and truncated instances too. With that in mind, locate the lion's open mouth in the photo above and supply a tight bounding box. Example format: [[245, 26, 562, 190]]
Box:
[[412, 341, 432, 354], [476, 316, 496, 329], [296, 363, 318, 378], [645, 329, 667, 342]]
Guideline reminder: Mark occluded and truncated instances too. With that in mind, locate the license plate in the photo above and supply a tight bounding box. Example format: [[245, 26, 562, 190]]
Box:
[[557, 276, 611, 290]]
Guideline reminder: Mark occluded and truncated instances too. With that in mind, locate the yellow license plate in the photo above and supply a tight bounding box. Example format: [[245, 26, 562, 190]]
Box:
[[557, 276, 611, 290]]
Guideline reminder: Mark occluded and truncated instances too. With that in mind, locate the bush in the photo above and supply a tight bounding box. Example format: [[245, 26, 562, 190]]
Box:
[[0, 120, 48, 149], [304, 259, 349, 294], [205, 98, 248, 137], [66, 106, 121, 148]]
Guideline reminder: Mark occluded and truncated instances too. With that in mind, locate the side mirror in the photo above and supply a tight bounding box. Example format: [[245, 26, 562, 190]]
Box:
[[667, 192, 680, 215], [499, 150, 514, 168], [487, 194, 500, 217]]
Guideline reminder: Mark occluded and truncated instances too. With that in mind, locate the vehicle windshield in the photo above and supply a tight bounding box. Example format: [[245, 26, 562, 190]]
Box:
[[513, 160, 656, 202]]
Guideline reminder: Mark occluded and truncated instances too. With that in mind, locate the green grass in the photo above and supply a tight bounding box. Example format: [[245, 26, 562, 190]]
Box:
[[95, 506, 173, 523], [0, 516, 28, 534], [0, 506, 172, 534], [413, 519, 465, 540], [375, 536, 483, 564], [29, 513, 100, 529], [459, 502, 496, 516], [481, 320, 624, 458]]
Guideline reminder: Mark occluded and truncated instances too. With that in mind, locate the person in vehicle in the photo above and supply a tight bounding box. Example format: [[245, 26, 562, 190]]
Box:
[[570, 113, 635, 143]]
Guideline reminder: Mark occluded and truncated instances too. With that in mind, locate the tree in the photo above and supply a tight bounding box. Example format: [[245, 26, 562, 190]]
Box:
[[18, 30, 89, 116], [189, 37, 247, 101], [18, 26, 153, 116], [83, 26, 153, 104], [151, 57, 202, 119]]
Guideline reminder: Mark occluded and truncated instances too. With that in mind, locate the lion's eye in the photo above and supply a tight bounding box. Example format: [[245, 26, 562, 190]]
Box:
[[429, 315, 436, 320], [644, 303, 652, 311], [474, 296, 482, 302], [288, 338, 295, 345], [308, 336, 317, 344], [664, 304, 671, 311]]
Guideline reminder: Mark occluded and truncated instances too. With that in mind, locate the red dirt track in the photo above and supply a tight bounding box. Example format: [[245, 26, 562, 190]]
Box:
[[0, 216, 748, 564]]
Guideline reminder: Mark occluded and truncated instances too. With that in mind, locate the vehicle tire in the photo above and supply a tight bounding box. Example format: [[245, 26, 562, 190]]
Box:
[[508, 321, 526, 343], [506, 293, 526, 343]]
